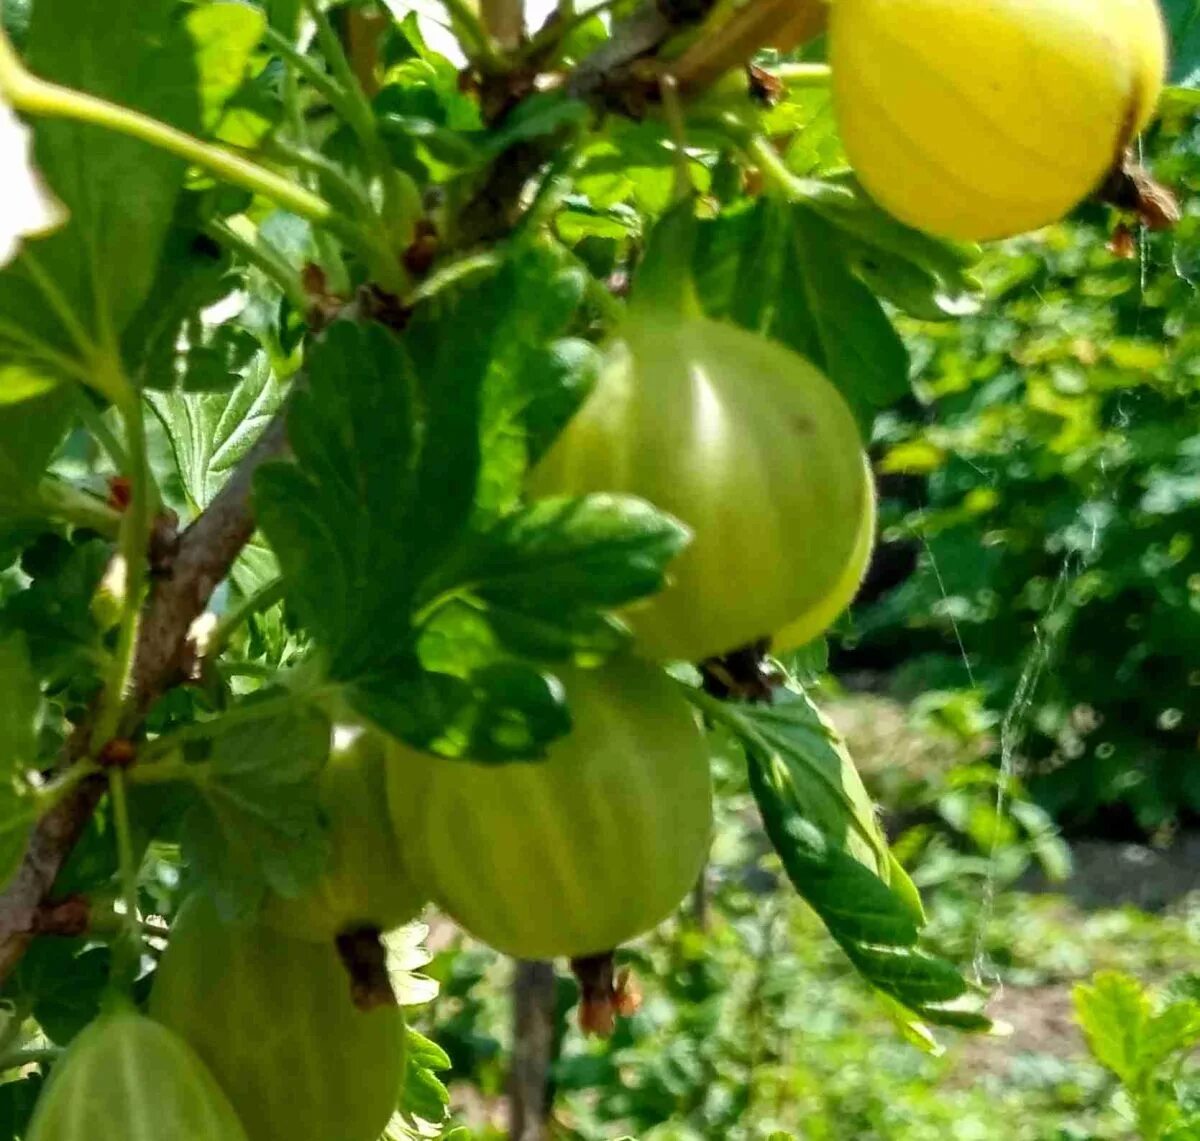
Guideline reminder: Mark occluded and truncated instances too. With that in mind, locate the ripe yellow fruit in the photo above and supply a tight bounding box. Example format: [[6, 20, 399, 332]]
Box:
[[830, 0, 1168, 240], [531, 317, 875, 663], [388, 657, 712, 960]]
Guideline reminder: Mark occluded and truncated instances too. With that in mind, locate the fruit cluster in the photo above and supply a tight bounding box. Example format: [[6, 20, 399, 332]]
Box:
[[20, 1, 1171, 1138]]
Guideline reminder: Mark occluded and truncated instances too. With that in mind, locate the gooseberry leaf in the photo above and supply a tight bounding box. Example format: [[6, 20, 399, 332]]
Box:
[[474, 243, 589, 518], [1162, 0, 1200, 87], [0, 536, 108, 691], [0, 1074, 40, 1141], [350, 658, 571, 762], [0, 0, 201, 395], [721, 687, 986, 1031], [151, 353, 285, 515], [123, 224, 234, 392], [783, 207, 911, 425], [9, 939, 110, 1046], [254, 321, 424, 676], [257, 260, 633, 758], [395, 1027, 452, 1128], [177, 700, 330, 919], [693, 198, 911, 429], [185, 2, 269, 132], [0, 389, 72, 519], [423, 494, 690, 660]]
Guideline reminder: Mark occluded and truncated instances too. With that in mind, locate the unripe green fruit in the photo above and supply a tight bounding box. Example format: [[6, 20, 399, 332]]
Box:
[[151, 894, 404, 1141], [830, 0, 1167, 240], [531, 317, 874, 662], [388, 657, 712, 959], [27, 1007, 249, 1141], [263, 727, 424, 942]]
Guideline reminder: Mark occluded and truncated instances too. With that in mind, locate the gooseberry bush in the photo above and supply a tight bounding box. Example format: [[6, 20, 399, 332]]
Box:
[[0, 0, 1184, 1137]]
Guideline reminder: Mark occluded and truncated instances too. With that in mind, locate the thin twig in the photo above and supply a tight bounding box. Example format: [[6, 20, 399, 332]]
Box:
[[0, 408, 292, 985]]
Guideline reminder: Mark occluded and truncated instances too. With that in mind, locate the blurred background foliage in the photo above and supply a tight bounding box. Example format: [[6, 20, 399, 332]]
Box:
[[847, 107, 1200, 835]]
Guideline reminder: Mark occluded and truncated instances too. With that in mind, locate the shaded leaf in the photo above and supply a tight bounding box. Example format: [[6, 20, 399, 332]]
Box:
[[8, 939, 109, 1046], [178, 700, 330, 918], [0, 0, 201, 396]]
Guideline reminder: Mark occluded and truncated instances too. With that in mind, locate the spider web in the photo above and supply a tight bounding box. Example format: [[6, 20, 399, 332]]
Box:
[[919, 200, 1190, 992]]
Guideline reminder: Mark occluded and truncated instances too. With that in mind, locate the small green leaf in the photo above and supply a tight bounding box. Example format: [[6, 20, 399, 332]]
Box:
[[254, 321, 422, 676], [481, 93, 589, 159], [178, 700, 330, 919], [398, 1026, 452, 1125], [186, 2, 269, 132], [1074, 970, 1152, 1085], [123, 224, 233, 391], [0, 537, 109, 690], [428, 493, 689, 660], [715, 685, 985, 1031], [351, 660, 570, 762], [0, 389, 71, 513], [783, 207, 911, 427], [151, 353, 286, 515], [7, 939, 109, 1046]]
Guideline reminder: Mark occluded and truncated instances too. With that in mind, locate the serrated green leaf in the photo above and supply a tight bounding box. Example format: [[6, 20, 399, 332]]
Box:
[[0, 536, 108, 689], [722, 686, 984, 1032], [178, 699, 330, 919], [151, 353, 286, 515], [395, 1024, 452, 1131], [474, 244, 589, 518], [1162, 0, 1200, 86], [351, 659, 570, 762], [123, 225, 233, 391], [730, 689, 890, 873], [0, 0, 201, 396], [481, 92, 589, 159], [426, 494, 688, 660], [186, 2, 268, 132], [7, 939, 109, 1046], [254, 321, 421, 675], [0, 386, 72, 515], [783, 207, 910, 428], [1074, 970, 1152, 1085]]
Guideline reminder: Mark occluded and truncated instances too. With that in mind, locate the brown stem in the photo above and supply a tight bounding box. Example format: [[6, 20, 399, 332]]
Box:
[[0, 407, 291, 986], [509, 959, 557, 1141], [454, 0, 709, 248], [128, 411, 291, 720], [669, 0, 826, 96]]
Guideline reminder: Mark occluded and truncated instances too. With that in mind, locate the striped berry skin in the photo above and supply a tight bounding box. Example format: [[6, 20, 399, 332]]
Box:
[[388, 656, 713, 960], [150, 893, 405, 1141], [27, 1008, 249, 1141]]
